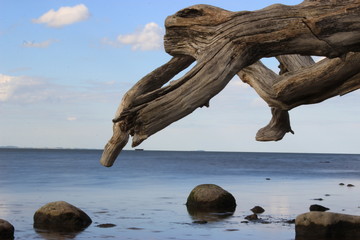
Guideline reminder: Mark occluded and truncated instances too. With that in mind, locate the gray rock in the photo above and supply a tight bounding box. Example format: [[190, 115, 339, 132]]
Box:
[[186, 184, 236, 212], [0, 219, 14, 240], [33, 201, 92, 232], [295, 212, 360, 240]]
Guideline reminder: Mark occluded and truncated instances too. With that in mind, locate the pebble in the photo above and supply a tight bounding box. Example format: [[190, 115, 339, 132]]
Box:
[[96, 223, 116, 228]]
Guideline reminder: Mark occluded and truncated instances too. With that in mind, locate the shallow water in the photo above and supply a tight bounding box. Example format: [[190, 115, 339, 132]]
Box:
[[0, 149, 359, 239]]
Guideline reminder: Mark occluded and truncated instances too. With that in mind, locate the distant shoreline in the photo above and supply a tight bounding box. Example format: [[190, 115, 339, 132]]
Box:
[[0, 146, 359, 155]]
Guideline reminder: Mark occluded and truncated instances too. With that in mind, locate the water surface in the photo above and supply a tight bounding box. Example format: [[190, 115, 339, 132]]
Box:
[[0, 149, 359, 239]]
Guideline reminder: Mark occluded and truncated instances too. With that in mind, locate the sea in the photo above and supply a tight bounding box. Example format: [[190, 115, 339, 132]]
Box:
[[0, 148, 359, 240]]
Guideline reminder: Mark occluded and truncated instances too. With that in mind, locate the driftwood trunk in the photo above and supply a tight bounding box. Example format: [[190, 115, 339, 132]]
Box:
[[101, 0, 360, 167]]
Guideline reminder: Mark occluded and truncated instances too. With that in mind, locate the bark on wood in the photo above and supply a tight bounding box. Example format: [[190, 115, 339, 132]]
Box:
[[100, 0, 360, 167]]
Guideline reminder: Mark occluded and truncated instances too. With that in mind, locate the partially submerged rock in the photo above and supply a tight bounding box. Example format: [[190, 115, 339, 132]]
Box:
[[0, 219, 14, 240], [186, 184, 236, 213], [245, 213, 259, 221], [295, 212, 360, 240], [309, 204, 329, 212], [251, 206, 265, 214], [33, 201, 92, 232]]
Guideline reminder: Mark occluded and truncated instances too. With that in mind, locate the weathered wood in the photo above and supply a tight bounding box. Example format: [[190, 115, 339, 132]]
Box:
[[101, 0, 360, 166], [101, 55, 194, 167]]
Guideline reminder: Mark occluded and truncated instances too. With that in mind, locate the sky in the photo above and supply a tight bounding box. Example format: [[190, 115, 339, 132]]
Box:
[[1, 0, 359, 154]]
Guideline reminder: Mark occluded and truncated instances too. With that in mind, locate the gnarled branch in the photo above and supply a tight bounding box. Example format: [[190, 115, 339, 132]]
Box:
[[101, 0, 360, 166]]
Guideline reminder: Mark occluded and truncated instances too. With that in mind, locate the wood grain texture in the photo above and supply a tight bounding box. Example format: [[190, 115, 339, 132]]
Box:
[[101, 0, 360, 166]]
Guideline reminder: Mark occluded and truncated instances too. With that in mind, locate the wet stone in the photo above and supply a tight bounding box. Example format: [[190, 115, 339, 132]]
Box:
[[33, 201, 92, 232], [245, 213, 259, 221], [251, 206, 265, 214], [309, 204, 329, 212], [0, 219, 14, 240], [96, 223, 116, 228], [186, 184, 236, 212], [312, 198, 323, 201], [295, 212, 360, 240]]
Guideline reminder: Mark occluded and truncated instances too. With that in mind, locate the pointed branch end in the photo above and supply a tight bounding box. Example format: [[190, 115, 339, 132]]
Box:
[[100, 123, 129, 167]]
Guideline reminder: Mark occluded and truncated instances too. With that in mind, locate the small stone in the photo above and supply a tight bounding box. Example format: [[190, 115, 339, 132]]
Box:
[[96, 223, 116, 228], [251, 206, 265, 214], [245, 213, 258, 221], [312, 198, 323, 201], [339, 183, 345, 186], [0, 219, 14, 240], [265, 178, 271, 180], [347, 184, 355, 187], [127, 227, 144, 230], [309, 204, 330, 212], [286, 219, 296, 224], [192, 220, 207, 224], [33, 201, 92, 232]]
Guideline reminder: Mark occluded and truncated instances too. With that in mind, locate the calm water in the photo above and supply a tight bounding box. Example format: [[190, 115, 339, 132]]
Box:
[[0, 149, 359, 240]]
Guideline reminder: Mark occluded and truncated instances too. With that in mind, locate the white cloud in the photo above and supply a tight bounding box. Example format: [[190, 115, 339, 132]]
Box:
[[22, 39, 59, 48], [0, 74, 41, 102], [32, 4, 90, 28], [67, 116, 77, 121], [103, 22, 164, 51], [0, 74, 127, 105]]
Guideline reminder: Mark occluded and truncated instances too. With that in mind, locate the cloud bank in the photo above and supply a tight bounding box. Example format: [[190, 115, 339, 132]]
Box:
[[103, 22, 164, 51], [0, 74, 126, 104], [32, 4, 90, 28]]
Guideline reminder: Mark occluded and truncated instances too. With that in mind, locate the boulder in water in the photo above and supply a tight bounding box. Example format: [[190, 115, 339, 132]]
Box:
[[295, 212, 360, 240], [186, 184, 236, 212], [33, 201, 92, 232], [0, 219, 14, 240]]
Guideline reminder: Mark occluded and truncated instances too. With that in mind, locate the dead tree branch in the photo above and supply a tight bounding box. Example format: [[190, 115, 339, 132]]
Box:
[[101, 0, 360, 166]]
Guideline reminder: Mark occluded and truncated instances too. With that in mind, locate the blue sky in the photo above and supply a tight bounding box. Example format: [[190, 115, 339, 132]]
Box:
[[1, 0, 359, 153]]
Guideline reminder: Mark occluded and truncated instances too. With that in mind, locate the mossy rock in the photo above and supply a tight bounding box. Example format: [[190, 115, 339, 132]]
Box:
[[186, 184, 236, 212], [33, 201, 92, 232]]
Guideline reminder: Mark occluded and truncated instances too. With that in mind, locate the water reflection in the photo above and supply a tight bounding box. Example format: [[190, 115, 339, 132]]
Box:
[[187, 207, 235, 222], [34, 228, 80, 240]]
